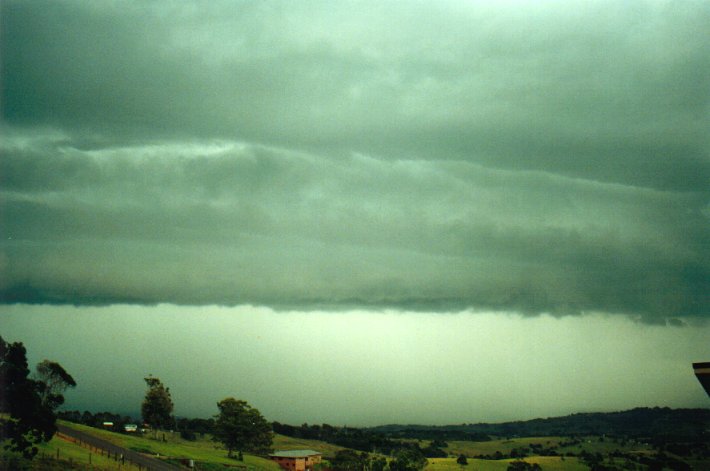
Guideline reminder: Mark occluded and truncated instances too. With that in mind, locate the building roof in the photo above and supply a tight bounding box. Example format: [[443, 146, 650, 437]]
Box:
[[270, 450, 322, 458]]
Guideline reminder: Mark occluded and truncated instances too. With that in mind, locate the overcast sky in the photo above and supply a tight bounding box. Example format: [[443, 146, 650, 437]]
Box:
[[1, 0, 709, 425]]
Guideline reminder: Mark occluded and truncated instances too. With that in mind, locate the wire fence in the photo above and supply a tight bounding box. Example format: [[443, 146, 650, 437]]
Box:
[[57, 425, 181, 471]]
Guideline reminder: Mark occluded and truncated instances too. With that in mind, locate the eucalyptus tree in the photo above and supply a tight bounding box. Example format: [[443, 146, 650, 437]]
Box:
[[141, 376, 174, 437], [0, 336, 76, 458]]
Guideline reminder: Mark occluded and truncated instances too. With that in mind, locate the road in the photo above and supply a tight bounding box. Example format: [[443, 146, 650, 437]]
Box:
[[57, 424, 181, 471]]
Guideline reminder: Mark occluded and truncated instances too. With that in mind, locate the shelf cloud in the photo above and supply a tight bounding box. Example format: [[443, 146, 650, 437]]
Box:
[[1, 0, 708, 322]]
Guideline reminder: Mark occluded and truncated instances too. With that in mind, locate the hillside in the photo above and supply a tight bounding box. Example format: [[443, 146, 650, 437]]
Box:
[[368, 407, 710, 441], [19, 421, 286, 470]]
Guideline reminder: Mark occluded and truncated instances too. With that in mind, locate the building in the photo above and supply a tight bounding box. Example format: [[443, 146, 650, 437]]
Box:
[[693, 362, 710, 397], [269, 449, 322, 471]]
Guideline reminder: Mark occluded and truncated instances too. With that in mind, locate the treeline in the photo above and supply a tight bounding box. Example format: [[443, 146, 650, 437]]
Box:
[[368, 407, 710, 442], [372, 426, 491, 442], [58, 410, 215, 440], [271, 422, 449, 457], [58, 410, 135, 433]]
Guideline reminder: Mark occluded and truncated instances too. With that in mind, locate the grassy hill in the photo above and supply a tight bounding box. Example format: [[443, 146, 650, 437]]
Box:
[[2, 432, 144, 470], [440, 435, 653, 457], [4, 420, 708, 470], [370, 407, 710, 441], [273, 433, 347, 457], [426, 456, 588, 471], [2, 421, 354, 470], [3, 421, 289, 470]]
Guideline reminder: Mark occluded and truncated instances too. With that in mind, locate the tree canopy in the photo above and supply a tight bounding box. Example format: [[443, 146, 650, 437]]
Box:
[[389, 447, 427, 471], [213, 397, 273, 458], [331, 449, 369, 471], [141, 376, 174, 433], [0, 336, 76, 459]]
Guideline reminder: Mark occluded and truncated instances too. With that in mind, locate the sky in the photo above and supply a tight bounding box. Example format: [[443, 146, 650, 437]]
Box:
[[1, 0, 709, 426]]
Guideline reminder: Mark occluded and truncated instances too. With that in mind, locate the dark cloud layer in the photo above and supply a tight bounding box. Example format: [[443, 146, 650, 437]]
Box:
[[1, 0, 708, 321]]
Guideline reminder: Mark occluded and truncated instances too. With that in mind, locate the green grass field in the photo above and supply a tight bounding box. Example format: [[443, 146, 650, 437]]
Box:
[[4, 421, 349, 470], [426, 456, 587, 471], [56, 421, 282, 470], [1, 422, 286, 471], [444, 437, 567, 457], [37, 435, 143, 470], [272, 433, 346, 457], [2, 433, 143, 470], [6, 422, 680, 471], [443, 435, 651, 459]]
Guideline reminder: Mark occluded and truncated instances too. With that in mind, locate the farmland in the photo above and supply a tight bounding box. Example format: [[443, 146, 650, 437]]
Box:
[[1, 421, 281, 470], [3, 409, 710, 470], [4, 422, 706, 470]]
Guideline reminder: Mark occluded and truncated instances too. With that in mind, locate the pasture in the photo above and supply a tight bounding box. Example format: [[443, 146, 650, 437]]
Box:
[[54, 421, 281, 469], [443, 435, 652, 458], [426, 456, 588, 471]]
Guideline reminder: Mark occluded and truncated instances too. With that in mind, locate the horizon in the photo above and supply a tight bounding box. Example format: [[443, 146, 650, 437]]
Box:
[[3, 304, 708, 427], [58, 405, 710, 429], [1, 0, 709, 428]]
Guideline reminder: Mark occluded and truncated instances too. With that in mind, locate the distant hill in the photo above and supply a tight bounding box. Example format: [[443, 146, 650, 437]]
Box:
[[368, 407, 710, 442]]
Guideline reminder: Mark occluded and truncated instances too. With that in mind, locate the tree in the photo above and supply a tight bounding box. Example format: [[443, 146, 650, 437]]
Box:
[[370, 455, 387, 471], [457, 454, 468, 466], [213, 397, 273, 458], [507, 461, 542, 471], [331, 449, 369, 470], [35, 360, 77, 410], [0, 336, 76, 459], [141, 376, 174, 436], [389, 447, 427, 471]]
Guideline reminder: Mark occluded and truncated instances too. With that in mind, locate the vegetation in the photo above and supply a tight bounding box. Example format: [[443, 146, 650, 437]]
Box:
[[58, 409, 139, 433], [3, 419, 282, 470], [390, 447, 428, 471], [331, 449, 371, 470], [213, 397, 273, 458], [5, 336, 709, 470], [0, 336, 75, 459], [507, 460, 542, 471], [141, 376, 174, 436], [369, 408, 710, 442], [273, 422, 419, 455]]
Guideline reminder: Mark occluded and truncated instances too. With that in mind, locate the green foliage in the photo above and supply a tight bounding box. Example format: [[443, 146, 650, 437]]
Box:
[[58, 420, 280, 469], [369, 408, 710, 442], [141, 376, 174, 433], [213, 397, 273, 457], [389, 447, 427, 471], [422, 442, 447, 458], [507, 460, 542, 471], [35, 360, 76, 409], [331, 449, 370, 470], [456, 454, 468, 465], [273, 422, 425, 455], [0, 336, 75, 459], [371, 455, 387, 471]]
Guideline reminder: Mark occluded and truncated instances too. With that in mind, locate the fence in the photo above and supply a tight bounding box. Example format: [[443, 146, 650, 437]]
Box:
[[56, 425, 180, 471]]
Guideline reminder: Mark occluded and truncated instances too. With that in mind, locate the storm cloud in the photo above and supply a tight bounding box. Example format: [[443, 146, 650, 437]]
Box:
[[1, 0, 709, 321]]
